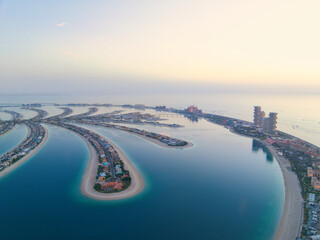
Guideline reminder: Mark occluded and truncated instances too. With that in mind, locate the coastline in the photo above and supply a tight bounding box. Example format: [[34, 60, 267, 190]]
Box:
[[0, 124, 17, 138], [129, 131, 193, 149], [265, 142, 304, 240], [61, 127, 144, 200], [228, 127, 303, 240], [0, 124, 49, 178], [76, 122, 193, 149]]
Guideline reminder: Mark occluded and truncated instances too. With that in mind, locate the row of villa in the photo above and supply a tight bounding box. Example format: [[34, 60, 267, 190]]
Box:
[[0, 110, 23, 136], [0, 122, 45, 172], [22, 107, 48, 120], [83, 110, 183, 128], [49, 121, 131, 193], [72, 120, 188, 147], [47, 107, 73, 120], [66, 107, 98, 119], [0, 121, 16, 136]]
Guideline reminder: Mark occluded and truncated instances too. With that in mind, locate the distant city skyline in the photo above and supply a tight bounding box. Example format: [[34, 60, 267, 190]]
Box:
[[1, 0, 320, 95]]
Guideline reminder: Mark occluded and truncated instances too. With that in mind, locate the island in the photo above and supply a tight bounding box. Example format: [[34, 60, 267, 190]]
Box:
[[0, 104, 193, 201], [0, 110, 23, 136], [1, 102, 318, 239], [0, 121, 47, 177]]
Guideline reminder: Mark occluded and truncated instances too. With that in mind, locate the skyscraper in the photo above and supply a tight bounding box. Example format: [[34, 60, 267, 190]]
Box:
[[268, 112, 278, 135], [253, 107, 277, 135], [253, 106, 265, 127]]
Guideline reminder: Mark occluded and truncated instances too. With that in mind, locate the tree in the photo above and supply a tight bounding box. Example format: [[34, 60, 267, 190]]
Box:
[[94, 183, 101, 191]]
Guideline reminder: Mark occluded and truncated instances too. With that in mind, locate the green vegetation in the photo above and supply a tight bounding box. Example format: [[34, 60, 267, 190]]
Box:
[[94, 183, 101, 191]]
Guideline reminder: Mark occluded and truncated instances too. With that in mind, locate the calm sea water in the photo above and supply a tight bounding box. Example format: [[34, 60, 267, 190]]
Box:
[[0, 103, 285, 240], [0, 124, 27, 155], [0, 93, 317, 239]]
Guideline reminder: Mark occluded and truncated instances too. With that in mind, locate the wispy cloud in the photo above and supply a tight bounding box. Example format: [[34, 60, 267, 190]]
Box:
[[56, 22, 67, 27], [51, 49, 86, 60]]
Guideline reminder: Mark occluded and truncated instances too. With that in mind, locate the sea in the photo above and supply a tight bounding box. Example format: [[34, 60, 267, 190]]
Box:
[[0, 93, 319, 240]]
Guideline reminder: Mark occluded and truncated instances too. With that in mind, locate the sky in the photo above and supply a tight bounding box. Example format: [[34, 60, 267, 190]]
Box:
[[0, 0, 319, 95]]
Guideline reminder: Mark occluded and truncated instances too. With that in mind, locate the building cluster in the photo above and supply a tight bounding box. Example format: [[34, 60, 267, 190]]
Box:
[[270, 137, 320, 179], [205, 113, 237, 126], [101, 112, 158, 123], [121, 104, 146, 110], [23, 108, 48, 120], [74, 120, 188, 147], [154, 106, 166, 111], [0, 122, 45, 172], [22, 103, 42, 108], [2, 110, 23, 121], [0, 122, 15, 136], [267, 136, 320, 162], [0, 110, 23, 136], [66, 107, 98, 119], [84, 111, 182, 128], [47, 107, 73, 120], [253, 106, 278, 135], [308, 167, 320, 191], [303, 193, 320, 239], [65, 103, 92, 107], [184, 105, 202, 115], [50, 121, 131, 193]]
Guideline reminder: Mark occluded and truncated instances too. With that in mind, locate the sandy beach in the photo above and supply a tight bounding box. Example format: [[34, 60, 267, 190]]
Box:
[[64, 129, 144, 200], [265, 142, 304, 240], [228, 127, 303, 240], [0, 124, 49, 178]]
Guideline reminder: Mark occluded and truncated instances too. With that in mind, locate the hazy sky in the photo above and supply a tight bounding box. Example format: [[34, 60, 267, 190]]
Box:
[[0, 0, 319, 95]]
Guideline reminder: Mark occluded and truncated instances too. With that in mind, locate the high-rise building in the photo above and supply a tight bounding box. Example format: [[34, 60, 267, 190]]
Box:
[[253, 106, 265, 127], [262, 117, 270, 131], [184, 105, 202, 115], [253, 107, 277, 135], [268, 112, 278, 135]]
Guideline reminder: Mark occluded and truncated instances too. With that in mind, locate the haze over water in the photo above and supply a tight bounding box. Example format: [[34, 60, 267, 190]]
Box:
[[1, 93, 319, 146]]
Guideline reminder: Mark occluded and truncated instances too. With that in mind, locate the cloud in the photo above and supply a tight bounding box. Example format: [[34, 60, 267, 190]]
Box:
[[51, 49, 86, 60], [56, 22, 67, 27]]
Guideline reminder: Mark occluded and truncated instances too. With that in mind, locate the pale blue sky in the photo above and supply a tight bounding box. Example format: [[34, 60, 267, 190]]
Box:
[[1, 0, 319, 95]]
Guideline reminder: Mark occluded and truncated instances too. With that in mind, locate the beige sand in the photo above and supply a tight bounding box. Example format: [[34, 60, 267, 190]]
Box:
[[63, 129, 144, 200], [266, 143, 304, 240], [0, 124, 49, 178]]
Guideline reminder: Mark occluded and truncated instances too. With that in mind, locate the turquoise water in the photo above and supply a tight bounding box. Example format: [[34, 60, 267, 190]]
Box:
[[0, 124, 27, 155], [0, 118, 284, 239]]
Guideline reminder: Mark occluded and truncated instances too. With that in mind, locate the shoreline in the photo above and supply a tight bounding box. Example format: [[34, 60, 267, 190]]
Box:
[[228, 127, 303, 240], [0, 124, 49, 178], [0, 124, 17, 138], [61, 127, 144, 200], [129, 131, 193, 149], [265, 142, 304, 240], [76, 122, 193, 149]]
